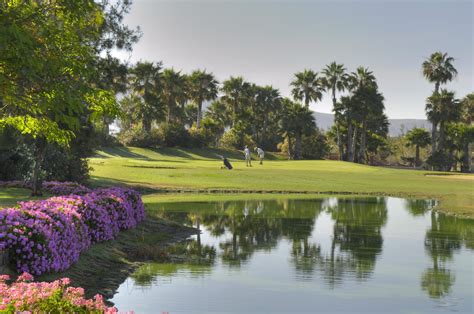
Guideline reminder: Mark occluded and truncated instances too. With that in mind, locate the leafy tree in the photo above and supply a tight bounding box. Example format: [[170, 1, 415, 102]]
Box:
[[290, 69, 324, 108], [0, 1, 123, 195], [422, 52, 457, 155], [322, 62, 349, 160], [187, 70, 219, 128], [280, 99, 316, 160], [405, 128, 431, 167]]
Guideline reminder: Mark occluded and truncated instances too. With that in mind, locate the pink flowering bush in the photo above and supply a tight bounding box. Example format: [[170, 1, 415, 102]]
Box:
[[0, 273, 117, 313], [0, 187, 145, 275]]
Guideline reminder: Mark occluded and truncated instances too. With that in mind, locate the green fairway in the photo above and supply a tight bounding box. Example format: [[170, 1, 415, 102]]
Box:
[[88, 146, 473, 218]]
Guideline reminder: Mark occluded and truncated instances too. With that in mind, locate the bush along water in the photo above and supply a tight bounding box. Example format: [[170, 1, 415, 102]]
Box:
[[0, 273, 117, 313], [0, 187, 145, 275], [0, 180, 91, 195]]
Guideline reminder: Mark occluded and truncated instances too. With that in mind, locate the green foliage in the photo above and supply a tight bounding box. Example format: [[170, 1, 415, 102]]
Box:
[[290, 69, 324, 108], [406, 128, 431, 148]]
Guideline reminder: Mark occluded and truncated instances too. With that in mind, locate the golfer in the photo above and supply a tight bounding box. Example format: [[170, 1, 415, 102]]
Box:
[[244, 145, 252, 167], [255, 147, 264, 165]]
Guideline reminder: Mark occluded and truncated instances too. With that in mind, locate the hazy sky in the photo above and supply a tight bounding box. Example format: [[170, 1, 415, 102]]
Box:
[[115, 0, 473, 119]]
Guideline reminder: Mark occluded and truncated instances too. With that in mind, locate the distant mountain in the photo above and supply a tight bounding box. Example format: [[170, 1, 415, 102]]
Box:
[[313, 112, 430, 137]]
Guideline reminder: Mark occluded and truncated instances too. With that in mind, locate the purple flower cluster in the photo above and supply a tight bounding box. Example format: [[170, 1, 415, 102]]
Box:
[[0, 188, 145, 275], [0, 180, 91, 195], [41, 181, 91, 195]]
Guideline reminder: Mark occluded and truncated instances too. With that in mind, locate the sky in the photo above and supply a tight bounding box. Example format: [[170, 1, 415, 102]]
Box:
[[115, 0, 473, 119]]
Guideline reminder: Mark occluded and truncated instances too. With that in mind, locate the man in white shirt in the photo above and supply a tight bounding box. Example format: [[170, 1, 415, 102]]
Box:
[[244, 145, 252, 167], [255, 147, 264, 165]]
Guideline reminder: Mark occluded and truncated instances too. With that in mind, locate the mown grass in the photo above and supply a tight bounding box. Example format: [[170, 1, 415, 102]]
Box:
[[88, 146, 473, 218]]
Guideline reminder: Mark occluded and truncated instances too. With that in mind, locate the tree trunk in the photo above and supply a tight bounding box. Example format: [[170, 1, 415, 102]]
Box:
[[431, 122, 437, 157], [351, 125, 358, 162], [295, 132, 302, 160], [305, 98, 310, 109], [347, 122, 353, 162], [262, 115, 268, 149], [287, 135, 293, 160], [332, 93, 344, 161], [461, 142, 471, 173], [438, 121, 445, 153], [358, 123, 367, 164], [415, 145, 420, 167], [143, 118, 151, 134], [31, 138, 46, 196], [196, 100, 203, 129]]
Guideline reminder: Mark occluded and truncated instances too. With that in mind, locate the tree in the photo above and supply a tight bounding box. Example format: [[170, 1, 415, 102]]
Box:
[[280, 99, 316, 160], [322, 62, 349, 160], [252, 85, 282, 149], [405, 128, 431, 167], [290, 70, 324, 108], [188, 70, 219, 128], [161, 68, 188, 124], [0, 1, 124, 195], [422, 52, 458, 155], [128, 61, 163, 133], [459, 94, 474, 172], [221, 77, 252, 128], [346, 67, 378, 162], [426, 90, 462, 157]]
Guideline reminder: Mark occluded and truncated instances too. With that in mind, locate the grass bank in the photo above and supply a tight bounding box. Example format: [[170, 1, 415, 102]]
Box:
[[88, 146, 473, 218]]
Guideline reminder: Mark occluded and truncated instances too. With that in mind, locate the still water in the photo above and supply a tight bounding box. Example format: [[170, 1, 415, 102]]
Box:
[[112, 197, 474, 313]]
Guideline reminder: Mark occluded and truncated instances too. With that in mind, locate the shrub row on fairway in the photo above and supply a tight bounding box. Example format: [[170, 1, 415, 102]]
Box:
[[0, 187, 145, 275], [0, 180, 91, 195]]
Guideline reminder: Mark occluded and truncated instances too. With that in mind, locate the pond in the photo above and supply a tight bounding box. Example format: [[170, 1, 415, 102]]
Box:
[[111, 197, 474, 313]]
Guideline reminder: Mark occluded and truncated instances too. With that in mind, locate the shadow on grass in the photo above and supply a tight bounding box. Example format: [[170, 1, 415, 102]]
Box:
[[0, 187, 46, 208], [149, 147, 281, 161], [93, 146, 154, 160]]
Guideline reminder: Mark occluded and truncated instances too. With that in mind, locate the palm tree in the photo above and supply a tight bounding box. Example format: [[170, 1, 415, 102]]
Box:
[[405, 128, 431, 167], [290, 69, 324, 108], [221, 76, 252, 127], [253, 85, 281, 148], [422, 52, 458, 155], [459, 94, 474, 172], [322, 62, 349, 160], [280, 99, 316, 160], [128, 61, 163, 133], [161, 68, 188, 124], [188, 70, 219, 128], [347, 67, 378, 162], [427, 90, 461, 155]]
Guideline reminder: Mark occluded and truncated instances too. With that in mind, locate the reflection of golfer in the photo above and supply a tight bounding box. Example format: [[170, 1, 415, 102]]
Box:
[[244, 145, 252, 167], [218, 155, 232, 169], [255, 147, 264, 165]]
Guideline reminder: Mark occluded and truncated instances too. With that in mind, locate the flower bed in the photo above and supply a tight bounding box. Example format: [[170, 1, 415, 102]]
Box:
[[0, 180, 90, 195], [0, 187, 145, 275], [0, 273, 117, 313]]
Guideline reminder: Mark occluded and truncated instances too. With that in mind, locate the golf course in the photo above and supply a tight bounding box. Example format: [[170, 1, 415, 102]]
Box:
[[88, 146, 472, 218]]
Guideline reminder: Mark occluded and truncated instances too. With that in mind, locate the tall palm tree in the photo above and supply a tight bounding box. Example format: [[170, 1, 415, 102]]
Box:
[[290, 69, 324, 108], [426, 90, 461, 156], [128, 61, 163, 133], [422, 52, 458, 155], [345, 67, 377, 162], [188, 70, 219, 128], [253, 85, 281, 147], [161, 68, 188, 124], [322, 62, 349, 160], [280, 99, 316, 160], [221, 76, 252, 127], [405, 128, 431, 167]]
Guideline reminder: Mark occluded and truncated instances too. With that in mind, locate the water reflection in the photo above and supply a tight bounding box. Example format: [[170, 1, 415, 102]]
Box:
[[114, 197, 474, 312]]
